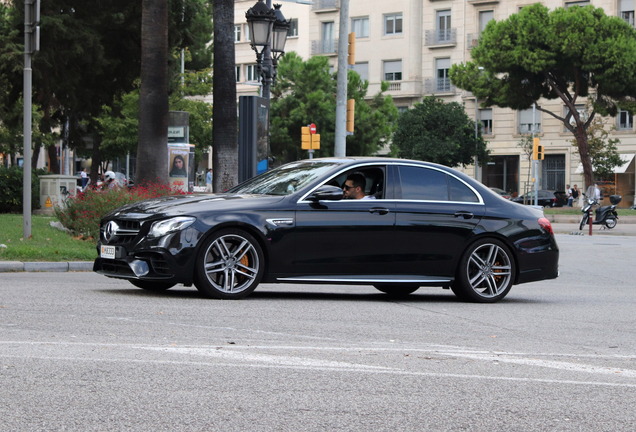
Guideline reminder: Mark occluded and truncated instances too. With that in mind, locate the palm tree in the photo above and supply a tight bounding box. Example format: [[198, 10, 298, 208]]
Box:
[[137, 0, 169, 186], [212, 0, 238, 192]]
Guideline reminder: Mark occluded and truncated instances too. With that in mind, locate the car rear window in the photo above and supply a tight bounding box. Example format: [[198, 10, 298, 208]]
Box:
[[398, 166, 448, 201], [449, 176, 479, 202]]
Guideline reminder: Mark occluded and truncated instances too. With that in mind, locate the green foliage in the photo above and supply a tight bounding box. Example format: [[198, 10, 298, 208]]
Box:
[[0, 214, 96, 262], [449, 4, 636, 185], [391, 97, 489, 167], [0, 166, 47, 213], [570, 116, 623, 179], [270, 52, 398, 163], [54, 183, 187, 239]]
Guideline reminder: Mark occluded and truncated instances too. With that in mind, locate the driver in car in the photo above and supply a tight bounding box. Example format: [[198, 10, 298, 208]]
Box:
[[343, 173, 376, 200]]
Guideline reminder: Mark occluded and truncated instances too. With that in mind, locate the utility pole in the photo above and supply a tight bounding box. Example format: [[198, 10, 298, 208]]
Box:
[[334, 0, 349, 157], [23, 0, 40, 239]]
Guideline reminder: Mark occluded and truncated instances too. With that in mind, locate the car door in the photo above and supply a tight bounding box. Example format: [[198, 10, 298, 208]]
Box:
[[392, 164, 485, 278], [292, 165, 395, 276]]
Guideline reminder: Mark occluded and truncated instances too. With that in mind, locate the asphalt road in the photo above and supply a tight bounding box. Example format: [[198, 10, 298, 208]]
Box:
[[1, 234, 635, 431]]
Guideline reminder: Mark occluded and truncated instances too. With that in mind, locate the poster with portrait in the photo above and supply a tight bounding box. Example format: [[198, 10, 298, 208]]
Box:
[[168, 144, 190, 193]]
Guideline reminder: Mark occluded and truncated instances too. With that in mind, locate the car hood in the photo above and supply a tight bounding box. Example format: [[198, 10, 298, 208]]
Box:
[[104, 193, 286, 220]]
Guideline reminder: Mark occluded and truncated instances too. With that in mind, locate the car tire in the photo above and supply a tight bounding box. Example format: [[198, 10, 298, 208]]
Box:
[[129, 280, 176, 291], [451, 238, 515, 303], [194, 228, 264, 299], [373, 284, 420, 296], [579, 214, 588, 231]]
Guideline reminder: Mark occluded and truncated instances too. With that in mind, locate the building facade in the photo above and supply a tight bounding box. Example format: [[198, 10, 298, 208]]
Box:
[[234, 0, 636, 206]]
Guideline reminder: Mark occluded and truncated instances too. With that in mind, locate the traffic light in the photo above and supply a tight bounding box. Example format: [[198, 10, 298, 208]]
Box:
[[348, 32, 355, 65], [346, 99, 355, 133], [532, 137, 544, 160], [312, 134, 320, 150], [301, 127, 311, 150]]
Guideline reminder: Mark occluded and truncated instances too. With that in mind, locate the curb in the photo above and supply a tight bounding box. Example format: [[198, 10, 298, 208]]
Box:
[[0, 261, 93, 273], [546, 214, 636, 224]]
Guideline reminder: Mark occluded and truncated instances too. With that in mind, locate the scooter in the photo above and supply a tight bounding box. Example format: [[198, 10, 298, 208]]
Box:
[[579, 194, 621, 230]]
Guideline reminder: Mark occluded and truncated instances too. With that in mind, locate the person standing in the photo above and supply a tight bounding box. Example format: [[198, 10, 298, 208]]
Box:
[[572, 185, 580, 207], [566, 184, 573, 207], [80, 168, 88, 189], [205, 168, 213, 193]]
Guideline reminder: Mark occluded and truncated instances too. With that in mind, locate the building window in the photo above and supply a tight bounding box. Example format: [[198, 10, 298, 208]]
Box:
[[519, 108, 540, 134], [436, 58, 451, 92], [235, 65, 241, 83], [246, 65, 259, 82], [351, 17, 369, 38], [288, 19, 298, 37], [479, 109, 493, 135], [384, 13, 403, 35], [618, 109, 633, 130], [244, 24, 250, 41], [234, 24, 241, 43], [352, 62, 369, 81], [383, 60, 402, 81], [479, 10, 494, 34], [397, 106, 409, 114], [563, 104, 587, 131], [322, 21, 335, 52], [565, 1, 590, 8], [621, 0, 635, 26], [436, 10, 451, 42]]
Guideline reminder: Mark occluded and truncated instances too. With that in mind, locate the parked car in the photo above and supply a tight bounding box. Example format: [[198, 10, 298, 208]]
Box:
[[512, 190, 567, 207], [94, 157, 559, 303], [490, 187, 512, 200]]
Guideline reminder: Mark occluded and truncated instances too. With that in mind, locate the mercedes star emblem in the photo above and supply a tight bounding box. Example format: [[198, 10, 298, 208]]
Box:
[[104, 221, 120, 243]]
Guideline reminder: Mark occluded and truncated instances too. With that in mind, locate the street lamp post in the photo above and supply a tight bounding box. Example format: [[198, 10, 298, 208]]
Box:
[[245, 1, 290, 99]]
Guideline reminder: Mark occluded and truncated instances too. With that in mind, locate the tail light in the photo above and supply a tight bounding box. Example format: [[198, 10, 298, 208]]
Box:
[[538, 217, 554, 236]]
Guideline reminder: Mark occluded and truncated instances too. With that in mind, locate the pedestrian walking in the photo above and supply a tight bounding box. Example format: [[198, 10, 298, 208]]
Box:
[[80, 168, 88, 189], [205, 168, 213, 193], [566, 184, 573, 207]]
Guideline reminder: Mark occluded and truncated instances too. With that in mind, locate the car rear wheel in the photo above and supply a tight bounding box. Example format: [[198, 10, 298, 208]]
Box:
[[451, 238, 515, 303], [194, 229, 264, 299], [373, 284, 420, 296], [129, 280, 176, 291]]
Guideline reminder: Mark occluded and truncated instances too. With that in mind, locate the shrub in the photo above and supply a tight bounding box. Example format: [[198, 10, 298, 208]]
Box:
[[0, 166, 48, 213], [54, 182, 188, 239]]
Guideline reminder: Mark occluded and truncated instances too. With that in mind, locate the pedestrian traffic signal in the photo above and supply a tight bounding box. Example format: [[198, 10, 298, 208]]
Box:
[[533, 137, 544, 160], [301, 127, 311, 150], [348, 32, 355, 65], [346, 99, 355, 133]]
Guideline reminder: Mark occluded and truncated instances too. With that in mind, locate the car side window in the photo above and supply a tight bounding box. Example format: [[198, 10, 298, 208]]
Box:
[[398, 166, 448, 201], [449, 176, 479, 203]]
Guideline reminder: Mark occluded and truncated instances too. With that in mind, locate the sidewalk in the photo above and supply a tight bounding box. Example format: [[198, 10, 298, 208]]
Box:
[[0, 261, 94, 273]]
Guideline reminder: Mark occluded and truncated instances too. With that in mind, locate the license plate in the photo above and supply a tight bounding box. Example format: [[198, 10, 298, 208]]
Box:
[[101, 245, 116, 259]]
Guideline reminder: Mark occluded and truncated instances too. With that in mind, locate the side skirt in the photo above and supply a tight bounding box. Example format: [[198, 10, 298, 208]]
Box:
[[276, 275, 453, 286]]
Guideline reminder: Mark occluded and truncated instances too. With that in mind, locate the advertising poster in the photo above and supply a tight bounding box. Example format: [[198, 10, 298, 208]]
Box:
[[168, 144, 190, 193]]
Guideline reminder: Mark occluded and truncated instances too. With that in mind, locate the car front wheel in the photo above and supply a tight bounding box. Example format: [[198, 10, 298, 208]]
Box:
[[451, 239, 515, 303], [194, 228, 264, 299]]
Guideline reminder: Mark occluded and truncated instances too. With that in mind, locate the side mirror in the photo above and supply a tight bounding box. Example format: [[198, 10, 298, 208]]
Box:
[[306, 185, 344, 202]]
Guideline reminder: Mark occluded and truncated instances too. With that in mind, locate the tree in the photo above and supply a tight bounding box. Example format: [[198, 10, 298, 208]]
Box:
[[270, 52, 398, 164], [136, 0, 169, 186], [212, 0, 237, 192], [570, 114, 623, 180], [391, 96, 489, 168], [449, 4, 636, 189]]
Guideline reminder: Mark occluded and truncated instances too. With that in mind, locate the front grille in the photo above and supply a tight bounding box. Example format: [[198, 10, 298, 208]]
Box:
[[136, 252, 172, 275], [101, 219, 141, 244], [101, 260, 134, 276]]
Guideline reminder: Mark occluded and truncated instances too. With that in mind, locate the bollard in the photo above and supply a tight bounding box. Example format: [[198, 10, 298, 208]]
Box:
[[589, 206, 593, 236]]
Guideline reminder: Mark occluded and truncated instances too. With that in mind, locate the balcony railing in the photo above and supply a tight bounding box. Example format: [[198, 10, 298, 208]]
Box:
[[312, 0, 339, 11], [425, 28, 457, 46], [387, 82, 401, 91], [425, 78, 456, 94], [519, 124, 542, 134], [311, 39, 338, 55], [467, 33, 479, 50]]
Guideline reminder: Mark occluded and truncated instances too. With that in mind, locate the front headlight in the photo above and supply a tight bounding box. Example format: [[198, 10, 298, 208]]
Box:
[[148, 217, 196, 238]]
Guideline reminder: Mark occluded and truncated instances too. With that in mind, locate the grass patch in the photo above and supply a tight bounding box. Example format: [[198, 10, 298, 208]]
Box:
[[0, 214, 96, 262], [543, 207, 635, 216]]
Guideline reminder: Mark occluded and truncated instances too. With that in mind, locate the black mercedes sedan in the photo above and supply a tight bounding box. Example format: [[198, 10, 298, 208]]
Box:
[[94, 157, 559, 302]]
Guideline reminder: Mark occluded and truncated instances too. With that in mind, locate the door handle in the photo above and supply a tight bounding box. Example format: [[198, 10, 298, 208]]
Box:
[[454, 211, 473, 219], [369, 207, 390, 215]]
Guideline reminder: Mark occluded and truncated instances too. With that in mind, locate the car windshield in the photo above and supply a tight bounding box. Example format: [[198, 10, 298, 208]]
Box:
[[229, 160, 342, 195]]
